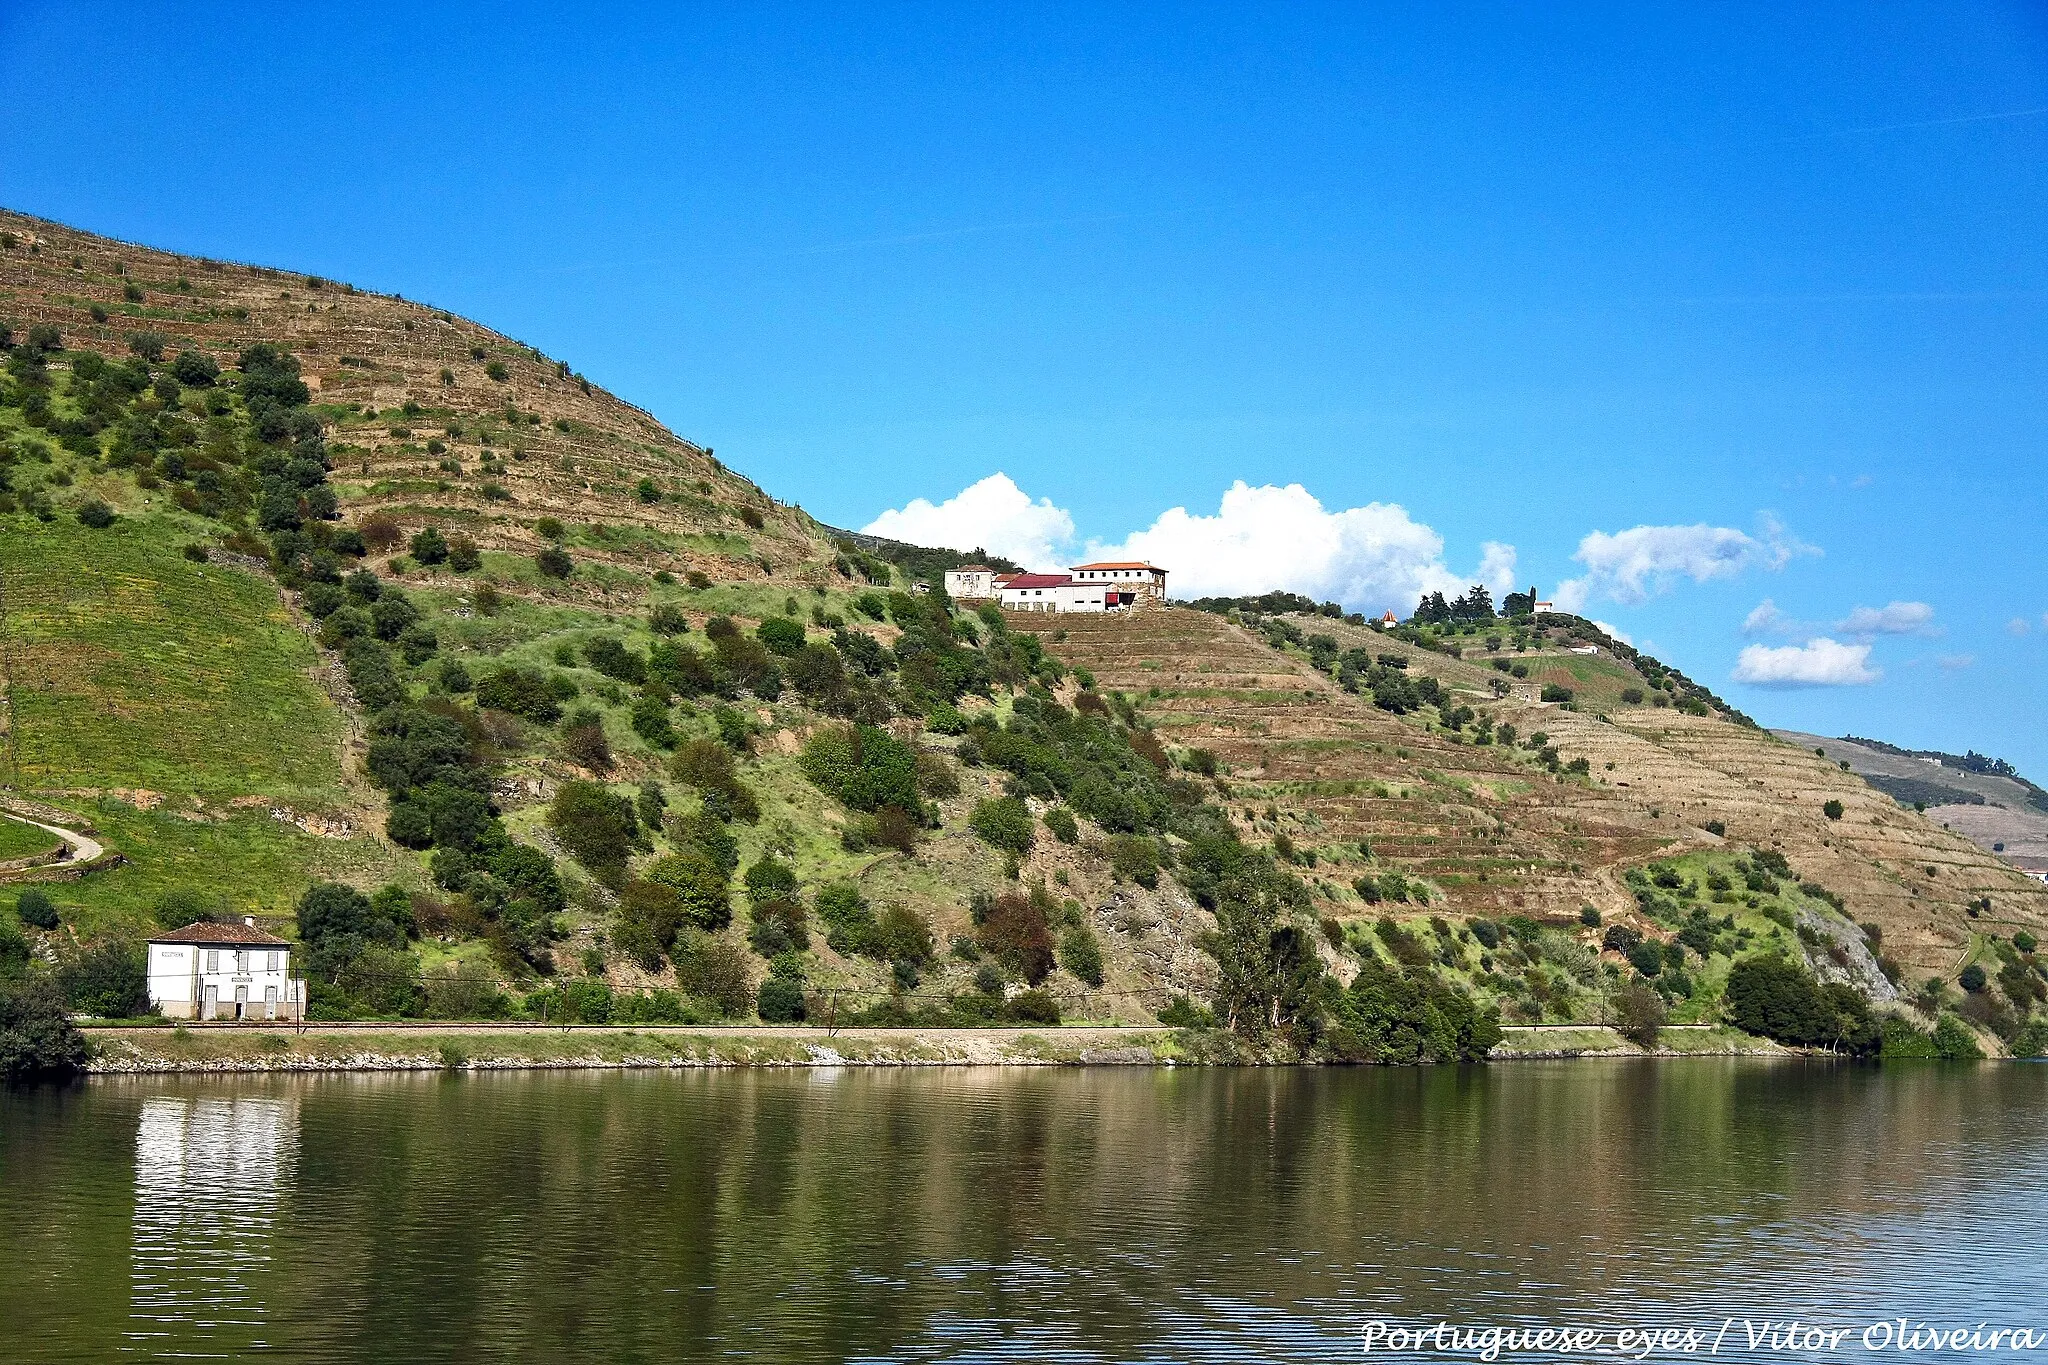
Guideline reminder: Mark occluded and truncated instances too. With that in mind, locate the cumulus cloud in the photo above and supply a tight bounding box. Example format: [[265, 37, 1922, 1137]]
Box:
[[867, 474, 1510, 614], [1733, 638, 1880, 687], [1082, 481, 1501, 612], [1836, 601, 1938, 638], [1554, 515, 1817, 610], [861, 472, 1075, 567], [1742, 599, 1796, 637]]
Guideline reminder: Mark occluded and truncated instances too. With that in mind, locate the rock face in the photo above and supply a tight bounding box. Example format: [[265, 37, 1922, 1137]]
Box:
[[1796, 905, 1901, 1006]]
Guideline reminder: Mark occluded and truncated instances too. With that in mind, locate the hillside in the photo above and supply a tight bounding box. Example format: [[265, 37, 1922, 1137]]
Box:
[[1778, 731, 2048, 877], [3, 207, 2045, 1059]]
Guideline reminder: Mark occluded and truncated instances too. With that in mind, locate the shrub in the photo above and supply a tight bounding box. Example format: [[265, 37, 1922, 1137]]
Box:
[[814, 881, 880, 956], [672, 931, 751, 1017], [1540, 684, 1574, 703], [410, 528, 449, 565], [359, 511, 403, 553], [644, 851, 732, 931], [548, 781, 637, 888], [0, 976, 89, 1081], [561, 710, 613, 770], [169, 350, 220, 386], [649, 604, 689, 635], [1725, 954, 1877, 1051], [757, 975, 805, 1022], [1615, 979, 1666, 1049], [801, 724, 922, 814], [635, 477, 661, 504], [1105, 835, 1160, 889], [16, 888, 59, 930], [1008, 990, 1061, 1024], [873, 805, 920, 853], [1043, 808, 1079, 844], [58, 941, 149, 1017], [536, 545, 573, 579], [1621, 687, 1644, 704], [739, 507, 765, 529], [127, 329, 167, 362], [1626, 941, 1665, 977], [76, 498, 116, 528], [447, 535, 482, 573], [977, 892, 1054, 983], [970, 797, 1035, 856], [1157, 994, 1215, 1028], [756, 617, 806, 657], [1959, 963, 1987, 993], [476, 667, 562, 723], [1822, 800, 1844, 821], [484, 360, 509, 382], [1059, 924, 1105, 986]]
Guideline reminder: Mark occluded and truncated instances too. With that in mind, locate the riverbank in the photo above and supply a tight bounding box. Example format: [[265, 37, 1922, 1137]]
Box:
[[79, 1022, 1790, 1072]]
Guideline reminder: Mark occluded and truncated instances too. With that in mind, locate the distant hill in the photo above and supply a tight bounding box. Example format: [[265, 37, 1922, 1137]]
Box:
[[1776, 731, 2048, 880]]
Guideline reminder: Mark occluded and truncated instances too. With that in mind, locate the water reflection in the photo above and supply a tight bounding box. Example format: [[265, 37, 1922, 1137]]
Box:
[[127, 1095, 298, 1358], [0, 1064, 2042, 1363]]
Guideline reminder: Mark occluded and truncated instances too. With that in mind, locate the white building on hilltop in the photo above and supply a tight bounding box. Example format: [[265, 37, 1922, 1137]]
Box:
[[147, 921, 306, 1022], [1067, 561, 1168, 601], [942, 565, 1002, 599], [997, 573, 1120, 613]]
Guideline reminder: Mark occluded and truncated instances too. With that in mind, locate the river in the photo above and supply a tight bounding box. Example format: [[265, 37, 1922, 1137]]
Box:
[[3, 1061, 2044, 1362]]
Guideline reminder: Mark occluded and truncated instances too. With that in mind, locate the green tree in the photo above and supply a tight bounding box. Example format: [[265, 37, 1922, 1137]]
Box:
[[1059, 923, 1105, 986], [0, 976, 88, 1081], [548, 782, 637, 888], [410, 527, 449, 565], [59, 942, 149, 1017], [970, 797, 1035, 855]]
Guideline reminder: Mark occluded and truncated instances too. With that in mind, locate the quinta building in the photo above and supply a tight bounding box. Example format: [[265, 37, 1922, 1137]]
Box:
[[988, 561, 1170, 614], [147, 920, 306, 1022]]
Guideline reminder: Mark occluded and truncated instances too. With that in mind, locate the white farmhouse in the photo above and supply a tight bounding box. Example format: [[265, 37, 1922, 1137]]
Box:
[[942, 565, 1003, 599], [997, 573, 1121, 613], [1067, 561, 1168, 602], [147, 920, 306, 1022]]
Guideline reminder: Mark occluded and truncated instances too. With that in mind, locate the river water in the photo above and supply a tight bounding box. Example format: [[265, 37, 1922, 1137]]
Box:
[[2, 1061, 2044, 1363]]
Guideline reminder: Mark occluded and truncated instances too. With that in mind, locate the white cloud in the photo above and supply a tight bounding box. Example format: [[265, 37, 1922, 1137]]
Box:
[[871, 474, 1510, 613], [1936, 654, 1975, 672], [1742, 598, 1795, 637], [1475, 541, 1519, 599], [1837, 601, 1938, 638], [2008, 617, 2032, 636], [1082, 481, 1502, 612], [1554, 515, 1817, 610], [861, 472, 1075, 567], [1733, 638, 1880, 687]]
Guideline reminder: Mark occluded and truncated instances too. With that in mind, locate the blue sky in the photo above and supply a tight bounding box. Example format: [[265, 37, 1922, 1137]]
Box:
[[2, 3, 2044, 772]]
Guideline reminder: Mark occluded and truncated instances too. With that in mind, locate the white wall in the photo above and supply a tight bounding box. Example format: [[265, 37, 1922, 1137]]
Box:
[[147, 943, 303, 1021]]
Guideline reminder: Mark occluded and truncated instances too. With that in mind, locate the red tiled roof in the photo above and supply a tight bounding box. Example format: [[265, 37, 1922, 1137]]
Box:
[[1070, 561, 1161, 571], [1001, 574, 1075, 589], [149, 921, 291, 946], [951, 564, 992, 573]]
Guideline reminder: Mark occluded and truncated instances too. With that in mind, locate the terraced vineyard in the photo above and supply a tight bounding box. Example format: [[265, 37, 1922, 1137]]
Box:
[[1019, 607, 2048, 982], [0, 208, 844, 594]]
